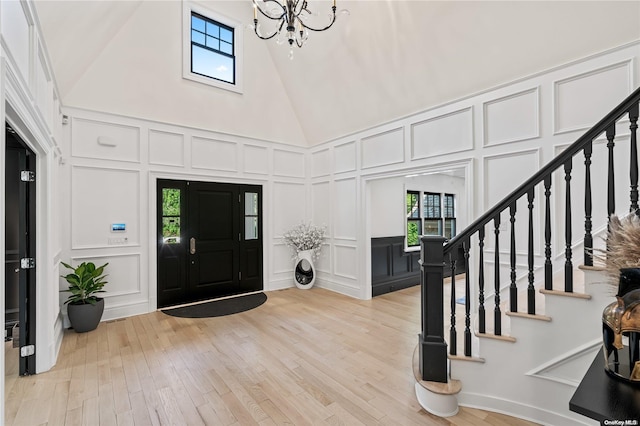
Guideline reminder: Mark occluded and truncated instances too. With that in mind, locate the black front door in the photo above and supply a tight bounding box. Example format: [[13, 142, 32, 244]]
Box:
[[5, 125, 36, 375], [157, 179, 262, 308]]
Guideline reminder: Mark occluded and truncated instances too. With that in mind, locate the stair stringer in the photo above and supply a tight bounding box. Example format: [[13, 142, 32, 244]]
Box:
[[449, 268, 612, 426]]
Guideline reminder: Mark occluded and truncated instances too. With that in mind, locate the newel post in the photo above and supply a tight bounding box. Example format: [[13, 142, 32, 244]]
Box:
[[419, 235, 448, 383]]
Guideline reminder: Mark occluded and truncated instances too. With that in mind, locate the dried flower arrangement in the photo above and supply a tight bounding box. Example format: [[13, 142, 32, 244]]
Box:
[[283, 222, 326, 261], [593, 214, 640, 288]]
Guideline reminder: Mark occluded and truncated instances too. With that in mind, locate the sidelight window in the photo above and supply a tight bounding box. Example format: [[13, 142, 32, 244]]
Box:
[[244, 192, 259, 240], [162, 188, 181, 244]]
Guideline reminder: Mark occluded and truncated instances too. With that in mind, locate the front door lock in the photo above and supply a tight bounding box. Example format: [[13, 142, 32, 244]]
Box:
[[190, 237, 196, 255]]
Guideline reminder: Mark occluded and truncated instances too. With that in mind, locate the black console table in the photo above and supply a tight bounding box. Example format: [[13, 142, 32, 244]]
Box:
[[570, 348, 640, 423]]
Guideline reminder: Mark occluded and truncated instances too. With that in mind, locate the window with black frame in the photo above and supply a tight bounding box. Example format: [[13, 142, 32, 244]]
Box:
[[190, 12, 235, 84], [405, 190, 456, 246], [406, 191, 421, 247]]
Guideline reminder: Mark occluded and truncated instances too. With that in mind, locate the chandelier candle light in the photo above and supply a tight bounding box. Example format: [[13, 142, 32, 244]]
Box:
[[251, 0, 348, 58]]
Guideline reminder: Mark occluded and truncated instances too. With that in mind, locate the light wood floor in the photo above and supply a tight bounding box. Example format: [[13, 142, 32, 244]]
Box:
[[5, 286, 539, 425]]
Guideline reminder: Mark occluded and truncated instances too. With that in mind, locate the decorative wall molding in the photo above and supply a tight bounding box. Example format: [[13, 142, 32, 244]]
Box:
[[361, 127, 404, 169], [553, 59, 633, 135], [71, 117, 141, 163], [148, 129, 185, 167], [191, 136, 238, 172], [334, 140, 357, 173], [483, 87, 540, 147], [411, 107, 474, 159]]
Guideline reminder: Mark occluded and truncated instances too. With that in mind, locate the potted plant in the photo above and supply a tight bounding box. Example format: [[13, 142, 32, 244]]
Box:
[[60, 261, 108, 333]]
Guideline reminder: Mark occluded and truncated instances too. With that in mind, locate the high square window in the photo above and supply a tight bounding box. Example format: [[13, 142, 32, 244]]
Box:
[[183, 2, 243, 93]]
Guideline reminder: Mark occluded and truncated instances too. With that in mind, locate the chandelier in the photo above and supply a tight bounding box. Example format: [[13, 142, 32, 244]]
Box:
[[252, 0, 348, 57]]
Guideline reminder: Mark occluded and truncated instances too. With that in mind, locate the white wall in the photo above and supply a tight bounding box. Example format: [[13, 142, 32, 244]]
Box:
[[309, 40, 640, 300], [369, 173, 466, 239], [60, 106, 309, 320], [0, 0, 65, 420]]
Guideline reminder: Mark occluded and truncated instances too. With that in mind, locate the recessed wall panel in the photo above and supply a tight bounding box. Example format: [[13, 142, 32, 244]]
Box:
[[334, 245, 357, 279], [334, 178, 357, 240], [315, 243, 331, 274], [311, 149, 331, 177], [149, 130, 184, 166], [362, 128, 404, 169], [71, 167, 140, 249], [311, 182, 330, 229], [334, 141, 356, 173], [483, 150, 539, 209], [70, 254, 141, 298], [71, 118, 141, 162], [244, 145, 269, 175], [412, 108, 473, 159], [273, 182, 306, 236], [273, 244, 294, 275], [554, 61, 632, 134], [484, 88, 539, 146], [2, 0, 31, 83], [273, 149, 305, 177], [191, 137, 238, 171]]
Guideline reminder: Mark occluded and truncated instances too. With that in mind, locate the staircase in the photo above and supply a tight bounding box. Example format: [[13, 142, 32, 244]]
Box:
[[416, 86, 640, 425]]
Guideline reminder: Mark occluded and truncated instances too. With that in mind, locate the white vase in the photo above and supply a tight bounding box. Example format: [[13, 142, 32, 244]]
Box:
[[294, 249, 316, 289]]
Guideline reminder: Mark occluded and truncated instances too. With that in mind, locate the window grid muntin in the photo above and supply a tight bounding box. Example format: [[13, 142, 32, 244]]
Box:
[[406, 190, 457, 246], [190, 12, 236, 84]]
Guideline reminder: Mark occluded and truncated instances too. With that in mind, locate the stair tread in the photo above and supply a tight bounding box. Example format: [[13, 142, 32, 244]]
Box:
[[474, 331, 516, 342], [505, 311, 552, 321], [539, 288, 592, 299]]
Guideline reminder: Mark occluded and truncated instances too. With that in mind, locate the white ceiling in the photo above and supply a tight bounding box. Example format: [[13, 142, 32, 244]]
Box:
[[34, 0, 640, 146]]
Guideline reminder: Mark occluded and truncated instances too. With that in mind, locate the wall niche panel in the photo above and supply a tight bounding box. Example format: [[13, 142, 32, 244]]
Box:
[[71, 167, 140, 249], [483, 88, 539, 146], [72, 118, 141, 163], [72, 254, 141, 298], [149, 130, 184, 167], [274, 149, 305, 177], [554, 61, 632, 134], [412, 107, 473, 159], [334, 141, 356, 173], [334, 178, 357, 240], [311, 149, 331, 177], [273, 182, 306, 236], [362, 128, 404, 169], [244, 145, 269, 175], [191, 136, 238, 171]]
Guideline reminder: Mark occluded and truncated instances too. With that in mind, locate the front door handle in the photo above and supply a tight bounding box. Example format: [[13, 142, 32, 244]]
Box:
[[190, 237, 196, 254]]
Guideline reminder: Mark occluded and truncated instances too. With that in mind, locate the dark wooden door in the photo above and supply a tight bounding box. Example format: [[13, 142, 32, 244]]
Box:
[[157, 180, 262, 308], [5, 125, 36, 375]]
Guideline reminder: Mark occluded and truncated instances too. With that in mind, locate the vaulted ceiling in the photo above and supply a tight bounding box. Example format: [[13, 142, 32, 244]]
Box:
[[33, 0, 640, 146]]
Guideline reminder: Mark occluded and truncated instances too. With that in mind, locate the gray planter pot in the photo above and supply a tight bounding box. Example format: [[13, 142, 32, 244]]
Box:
[[67, 298, 104, 333]]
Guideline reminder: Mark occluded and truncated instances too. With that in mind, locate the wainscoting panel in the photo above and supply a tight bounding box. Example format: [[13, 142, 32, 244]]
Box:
[[244, 144, 269, 175], [333, 178, 357, 240], [411, 107, 473, 159], [315, 242, 331, 274], [273, 149, 305, 178], [334, 141, 356, 173], [149, 129, 184, 167], [311, 148, 331, 178], [371, 237, 420, 296], [1, 0, 31, 83], [553, 60, 632, 134], [483, 149, 540, 209], [272, 243, 294, 275], [361, 128, 404, 169], [71, 254, 142, 298], [191, 136, 238, 172], [311, 182, 331, 230], [334, 244, 357, 279], [71, 118, 141, 163], [71, 166, 140, 249], [371, 236, 464, 296], [483, 88, 539, 147], [272, 182, 306, 236]]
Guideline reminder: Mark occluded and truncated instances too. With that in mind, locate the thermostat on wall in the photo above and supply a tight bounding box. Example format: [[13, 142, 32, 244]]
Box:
[[111, 223, 126, 232]]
